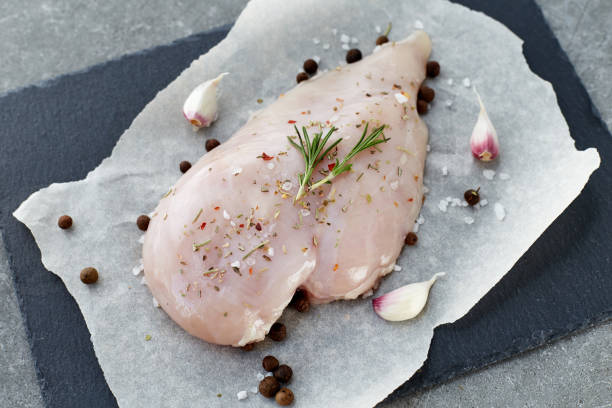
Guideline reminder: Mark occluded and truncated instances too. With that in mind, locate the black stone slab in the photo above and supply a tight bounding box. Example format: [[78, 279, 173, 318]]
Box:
[[0, 1, 610, 406]]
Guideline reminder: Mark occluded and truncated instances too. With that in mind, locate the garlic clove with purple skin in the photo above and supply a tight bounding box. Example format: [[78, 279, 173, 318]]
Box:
[[183, 72, 228, 130], [470, 90, 499, 161], [372, 273, 444, 321]]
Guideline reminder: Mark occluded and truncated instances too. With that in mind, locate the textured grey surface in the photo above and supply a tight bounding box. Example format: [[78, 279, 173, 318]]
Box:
[[0, 0, 610, 407], [0, 235, 44, 408]]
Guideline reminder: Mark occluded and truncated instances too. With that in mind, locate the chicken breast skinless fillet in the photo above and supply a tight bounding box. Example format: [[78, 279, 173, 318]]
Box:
[[143, 31, 431, 346]]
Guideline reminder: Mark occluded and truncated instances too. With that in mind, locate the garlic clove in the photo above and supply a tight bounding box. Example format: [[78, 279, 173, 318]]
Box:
[[372, 272, 445, 321], [470, 90, 499, 161], [182, 72, 228, 130]]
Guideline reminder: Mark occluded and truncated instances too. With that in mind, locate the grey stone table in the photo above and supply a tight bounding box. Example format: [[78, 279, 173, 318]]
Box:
[[1, 1, 610, 407]]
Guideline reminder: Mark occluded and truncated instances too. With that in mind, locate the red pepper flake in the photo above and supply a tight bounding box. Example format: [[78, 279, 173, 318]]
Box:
[[328, 163, 336, 171], [333, 264, 339, 271], [288, 120, 296, 124], [239, 224, 244, 228], [260, 152, 274, 161], [249, 267, 253, 275], [414, 175, 419, 181], [394, 201, 399, 207], [408, 198, 414, 202], [200, 222, 207, 230], [214, 206, 220, 210]]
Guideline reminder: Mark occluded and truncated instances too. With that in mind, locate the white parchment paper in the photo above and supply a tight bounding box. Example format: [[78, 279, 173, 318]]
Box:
[[14, 0, 600, 406]]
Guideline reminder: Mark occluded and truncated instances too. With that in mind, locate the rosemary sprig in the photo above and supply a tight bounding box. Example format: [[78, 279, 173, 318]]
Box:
[[287, 126, 342, 201], [310, 123, 389, 191]]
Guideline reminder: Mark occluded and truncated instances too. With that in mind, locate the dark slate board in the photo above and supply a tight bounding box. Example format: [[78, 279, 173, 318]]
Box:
[[0, 1, 610, 406]]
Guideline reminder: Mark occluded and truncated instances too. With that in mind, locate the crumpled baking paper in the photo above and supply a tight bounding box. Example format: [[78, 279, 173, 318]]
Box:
[[14, 0, 600, 406]]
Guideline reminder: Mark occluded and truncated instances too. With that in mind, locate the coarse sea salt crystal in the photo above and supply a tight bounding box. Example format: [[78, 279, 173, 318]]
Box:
[[445, 99, 453, 108], [417, 216, 425, 225], [494, 203, 506, 220], [483, 169, 496, 180], [223, 209, 230, 219], [447, 78, 454, 86], [256, 373, 265, 381], [140, 276, 147, 285], [414, 20, 424, 29], [300, 209, 311, 217], [394, 93, 409, 104], [267, 247, 274, 257], [464, 216, 475, 225], [313, 55, 321, 64], [267, 162, 275, 170], [282, 181, 293, 191], [138, 235, 145, 244], [322, 43, 330, 50], [246, 257, 256, 266], [423, 186, 430, 194], [340, 34, 350, 43], [351, 37, 359, 44], [499, 172, 510, 180], [480, 199, 489, 207], [438, 200, 448, 212], [373, 45, 382, 53], [426, 144, 431, 152], [232, 167, 242, 175], [312, 37, 320, 44], [250, 387, 258, 394], [393, 264, 402, 271], [132, 263, 143, 276], [463, 77, 471, 87], [341, 43, 350, 50], [152, 297, 160, 308], [230, 260, 240, 268], [442, 166, 448, 176], [237, 390, 248, 400], [375, 25, 382, 33], [390, 180, 399, 191], [413, 222, 420, 233]]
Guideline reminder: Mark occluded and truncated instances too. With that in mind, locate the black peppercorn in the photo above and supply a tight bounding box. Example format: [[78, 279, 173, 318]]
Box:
[[241, 343, 255, 351], [137, 215, 150, 231], [262, 355, 279, 372], [80, 267, 98, 284], [274, 364, 293, 383], [58, 215, 72, 229], [275, 387, 294, 406], [376, 35, 389, 45], [405, 232, 418, 246], [290, 289, 309, 313], [346, 49, 362, 64], [418, 85, 435, 103], [179, 160, 191, 173], [205, 138, 220, 152], [296, 72, 309, 83], [259, 376, 280, 398], [303, 59, 318, 75], [417, 99, 428, 115], [464, 188, 481, 206], [426, 61, 440, 78], [268, 322, 286, 341]]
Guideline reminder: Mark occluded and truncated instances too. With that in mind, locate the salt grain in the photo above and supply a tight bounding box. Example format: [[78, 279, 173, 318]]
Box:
[[438, 200, 448, 212], [256, 373, 265, 381], [323, 43, 330, 50], [237, 390, 248, 400], [394, 93, 409, 104], [282, 181, 293, 191], [132, 262, 144, 276], [313, 55, 321, 64], [426, 144, 431, 152], [423, 185, 430, 193], [375, 25, 382, 33], [140, 276, 147, 285], [351, 37, 359, 44], [463, 77, 471, 87], [152, 297, 160, 308], [447, 78, 454, 86], [230, 260, 240, 268], [341, 44, 350, 50], [445, 99, 453, 108], [390, 180, 399, 190], [464, 216, 475, 225], [138, 235, 145, 244], [300, 209, 311, 217], [414, 20, 424, 29], [442, 166, 448, 176], [373, 45, 382, 53], [250, 387, 258, 394], [312, 37, 320, 44], [267, 162, 275, 170], [417, 216, 425, 225], [480, 199, 489, 207], [413, 222, 420, 233], [267, 247, 274, 257], [340, 34, 350, 43], [232, 167, 242, 175], [499, 172, 510, 180], [223, 210, 230, 220], [483, 169, 496, 180], [494, 203, 506, 220], [393, 264, 402, 271], [332, 28, 338, 35]]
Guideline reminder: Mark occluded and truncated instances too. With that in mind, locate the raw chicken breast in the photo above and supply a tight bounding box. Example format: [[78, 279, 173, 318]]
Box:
[[143, 31, 431, 346]]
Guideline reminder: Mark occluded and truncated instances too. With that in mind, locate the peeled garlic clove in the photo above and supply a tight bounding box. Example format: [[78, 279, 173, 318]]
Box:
[[470, 90, 499, 161], [182, 72, 228, 130], [372, 272, 445, 321]]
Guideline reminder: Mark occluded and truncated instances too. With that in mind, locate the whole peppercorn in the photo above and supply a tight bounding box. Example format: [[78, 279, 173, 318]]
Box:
[[259, 376, 280, 398], [136, 215, 150, 231], [426, 61, 440, 78], [418, 85, 435, 103], [80, 267, 98, 284], [268, 322, 286, 341], [241, 343, 255, 351], [179, 160, 191, 173], [205, 138, 220, 152], [303, 59, 318, 75], [262, 355, 279, 372], [464, 188, 481, 206], [296, 72, 309, 83], [274, 364, 293, 383], [275, 387, 294, 406], [417, 99, 428, 115], [376, 35, 389, 45], [346, 49, 362, 64], [290, 289, 310, 313], [405, 232, 418, 246], [57, 215, 73, 229]]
